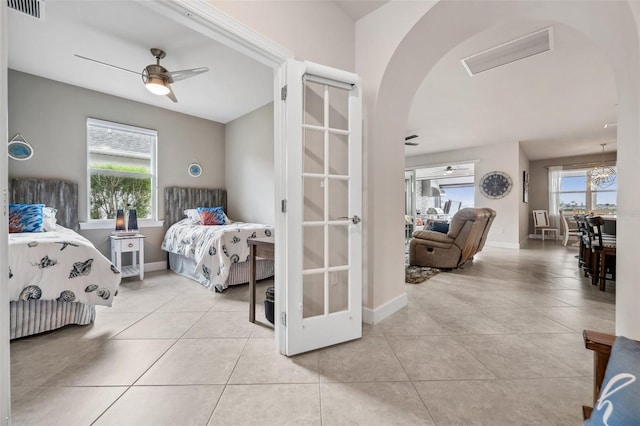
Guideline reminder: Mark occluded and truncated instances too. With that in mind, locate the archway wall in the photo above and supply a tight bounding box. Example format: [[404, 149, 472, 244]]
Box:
[[359, 0, 640, 335]]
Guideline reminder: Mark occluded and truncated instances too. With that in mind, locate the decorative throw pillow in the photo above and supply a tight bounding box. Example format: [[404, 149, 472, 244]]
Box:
[[429, 222, 449, 234], [43, 207, 58, 232], [9, 203, 45, 233], [197, 206, 226, 226], [184, 209, 201, 224], [584, 336, 640, 425]]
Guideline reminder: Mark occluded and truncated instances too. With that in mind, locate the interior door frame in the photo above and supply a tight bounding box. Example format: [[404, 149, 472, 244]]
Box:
[[142, 0, 295, 354], [1, 1, 11, 422], [0, 1, 297, 416]]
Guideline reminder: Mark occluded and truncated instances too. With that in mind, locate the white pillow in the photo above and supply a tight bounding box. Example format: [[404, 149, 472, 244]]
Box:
[[43, 207, 57, 231], [183, 208, 201, 224]]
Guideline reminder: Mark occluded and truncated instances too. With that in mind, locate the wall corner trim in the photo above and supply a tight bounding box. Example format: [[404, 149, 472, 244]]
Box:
[[362, 292, 407, 324]]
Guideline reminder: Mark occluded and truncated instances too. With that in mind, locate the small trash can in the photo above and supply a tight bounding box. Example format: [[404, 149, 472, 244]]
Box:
[[264, 286, 275, 324]]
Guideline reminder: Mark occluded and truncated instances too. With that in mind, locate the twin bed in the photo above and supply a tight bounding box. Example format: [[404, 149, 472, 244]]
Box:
[[7, 182, 273, 339], [161, 187, 274, 292], [8, 178, 121, 339]]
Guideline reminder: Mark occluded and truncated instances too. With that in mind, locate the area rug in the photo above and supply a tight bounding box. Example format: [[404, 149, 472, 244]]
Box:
[[404, 241, 440, 283], [405, 265, 440, 284]]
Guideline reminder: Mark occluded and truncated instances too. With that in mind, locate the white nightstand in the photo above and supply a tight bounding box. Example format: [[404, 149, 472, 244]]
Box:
[[110, 234, 145, 280]]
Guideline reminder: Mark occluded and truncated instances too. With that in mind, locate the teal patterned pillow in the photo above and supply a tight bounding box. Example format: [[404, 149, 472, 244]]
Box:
[[584, 336, 640, 425], [9, 204, 45, 233]]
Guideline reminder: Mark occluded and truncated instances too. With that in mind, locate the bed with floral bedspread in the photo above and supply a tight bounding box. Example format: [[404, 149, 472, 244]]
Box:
[[162, 219, 274, 291]]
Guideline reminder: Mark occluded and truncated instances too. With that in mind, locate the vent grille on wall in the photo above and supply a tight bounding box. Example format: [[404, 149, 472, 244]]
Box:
[[461, 27, 553, 76], [8, 0, 44, 19]]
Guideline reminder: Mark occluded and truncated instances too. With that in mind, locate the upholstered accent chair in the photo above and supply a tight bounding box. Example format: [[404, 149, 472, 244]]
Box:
[[409, 207, 495, 269]]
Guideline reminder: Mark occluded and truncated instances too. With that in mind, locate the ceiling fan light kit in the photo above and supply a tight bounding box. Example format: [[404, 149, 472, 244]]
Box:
[[75, 48, 208, 103], [144, 76, 170, 95]]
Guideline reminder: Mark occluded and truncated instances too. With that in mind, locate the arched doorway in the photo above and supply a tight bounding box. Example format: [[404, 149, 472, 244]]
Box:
[[364, 0, 639, 337]]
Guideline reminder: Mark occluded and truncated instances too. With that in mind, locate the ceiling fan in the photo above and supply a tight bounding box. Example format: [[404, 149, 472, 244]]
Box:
[[444, 165, 470, 174], [405, 134, 419, 146], [74, 48, 209, 103]]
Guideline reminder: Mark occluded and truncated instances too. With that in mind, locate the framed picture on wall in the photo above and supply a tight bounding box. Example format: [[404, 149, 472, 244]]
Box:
[[523, 170, 529, 203]]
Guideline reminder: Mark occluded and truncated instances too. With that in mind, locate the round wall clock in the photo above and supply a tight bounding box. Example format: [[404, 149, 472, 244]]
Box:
[[480, 171, 513, 199], [188, 161, 202, 177]]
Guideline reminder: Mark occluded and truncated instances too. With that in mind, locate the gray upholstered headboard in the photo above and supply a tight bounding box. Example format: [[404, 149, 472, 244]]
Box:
[[9, 178, 79, 231], [164, 187, 227, 230]]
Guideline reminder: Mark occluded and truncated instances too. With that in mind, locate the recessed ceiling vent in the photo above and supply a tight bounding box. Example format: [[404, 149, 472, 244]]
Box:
[[8, 0, 44, 19], [461, 27, 553, 76]]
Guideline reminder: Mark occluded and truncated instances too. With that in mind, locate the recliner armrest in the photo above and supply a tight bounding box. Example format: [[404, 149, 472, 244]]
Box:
[[412, 230, 455, 244]]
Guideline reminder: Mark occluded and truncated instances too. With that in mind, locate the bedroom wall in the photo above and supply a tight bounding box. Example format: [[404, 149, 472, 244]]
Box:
[[7, 70, 225, 264], [225, 102, 274, 225]]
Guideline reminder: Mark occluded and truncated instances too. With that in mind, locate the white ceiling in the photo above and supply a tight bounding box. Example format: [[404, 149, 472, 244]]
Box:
[[405, 20, 618, 161], [8, 1, 274, 124], [8, 2, 618, 162]]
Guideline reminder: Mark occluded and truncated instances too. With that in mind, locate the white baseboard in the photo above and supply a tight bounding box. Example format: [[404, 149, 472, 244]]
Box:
[[362, 292, 408, 325], [528, 234, 560, 241], [145, 261, 168, 272], [485, 241, 520, 249]]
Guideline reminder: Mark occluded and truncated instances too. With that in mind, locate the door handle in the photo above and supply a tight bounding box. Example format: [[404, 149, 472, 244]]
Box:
[[338, 215, 361, 224]]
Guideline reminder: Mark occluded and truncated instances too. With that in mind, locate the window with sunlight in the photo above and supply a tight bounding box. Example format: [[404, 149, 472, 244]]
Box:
[[557, 168, 616, 214], [87, 118, 157, 221]]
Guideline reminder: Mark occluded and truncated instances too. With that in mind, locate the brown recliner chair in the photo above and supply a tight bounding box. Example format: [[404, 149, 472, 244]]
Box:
[[409, 207, 495, 269]]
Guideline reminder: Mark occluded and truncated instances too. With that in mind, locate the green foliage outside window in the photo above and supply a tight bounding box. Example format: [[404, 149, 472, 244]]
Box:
[[90, 164, 151, 220]]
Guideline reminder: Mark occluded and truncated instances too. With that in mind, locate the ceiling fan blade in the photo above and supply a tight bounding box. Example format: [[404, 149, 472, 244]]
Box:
[[166, 67, 209, 83], [166, 84, 178, 103], [74, 54, 141, 76]]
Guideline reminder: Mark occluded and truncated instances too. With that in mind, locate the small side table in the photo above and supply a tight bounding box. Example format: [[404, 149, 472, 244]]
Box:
[[110, 234, 145, 280], [248, 237, 275, 324]]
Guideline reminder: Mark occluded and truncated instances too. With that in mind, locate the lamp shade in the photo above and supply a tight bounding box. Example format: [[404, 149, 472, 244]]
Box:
[[127, 209, 138, 231], [145, 77, 170, 95], [115, 209, 126, 231]]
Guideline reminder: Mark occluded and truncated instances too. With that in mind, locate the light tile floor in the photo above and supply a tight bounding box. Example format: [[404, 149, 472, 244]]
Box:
[[10, 240, 614, 425]]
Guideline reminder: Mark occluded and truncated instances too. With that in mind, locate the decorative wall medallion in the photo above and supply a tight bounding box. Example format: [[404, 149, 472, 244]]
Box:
[[188, 161, 202, 177], [8, 134, 34, 161], [480, 171, 513, 199]]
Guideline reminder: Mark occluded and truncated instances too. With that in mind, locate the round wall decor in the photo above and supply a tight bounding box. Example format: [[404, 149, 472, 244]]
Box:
[[480, 171, 513, 199], [8, 134, 34, 161], [188, 161, 202, 177]]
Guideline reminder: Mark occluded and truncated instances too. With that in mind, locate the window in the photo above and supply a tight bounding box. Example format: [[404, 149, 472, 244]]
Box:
[[557, 168, 616, 214], [87, 118, 157, 221]]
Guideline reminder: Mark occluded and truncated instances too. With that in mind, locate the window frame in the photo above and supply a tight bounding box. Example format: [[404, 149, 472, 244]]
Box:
[[85, 117, 158, 226], [557, 167, 617, 214]]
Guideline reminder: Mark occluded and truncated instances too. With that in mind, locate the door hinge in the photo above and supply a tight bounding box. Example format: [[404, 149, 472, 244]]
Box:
[[281, 199, 287, 213], [281, 85, 287, 101], [281, 312, 287, 326]]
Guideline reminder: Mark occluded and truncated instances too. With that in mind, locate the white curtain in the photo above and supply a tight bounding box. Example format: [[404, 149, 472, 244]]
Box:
[[548, 166, 563, 230]]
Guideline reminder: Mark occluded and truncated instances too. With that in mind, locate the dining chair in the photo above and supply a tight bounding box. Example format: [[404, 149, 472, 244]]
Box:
[[586, 216, 616, 291], [560, 212, 580, 246], [532, 210, 558, 241]]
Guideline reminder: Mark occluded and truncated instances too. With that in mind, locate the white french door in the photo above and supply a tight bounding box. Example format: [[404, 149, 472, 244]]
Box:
[[275, 59, 362, 356]]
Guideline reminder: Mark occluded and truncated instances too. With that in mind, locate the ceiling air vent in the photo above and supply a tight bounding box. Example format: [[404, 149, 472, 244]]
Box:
[[461, 27, 553, 76], [8, 0, 44, 19]]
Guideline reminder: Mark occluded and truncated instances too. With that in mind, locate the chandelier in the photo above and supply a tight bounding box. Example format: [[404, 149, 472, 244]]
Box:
[[590, 143, 616, 189]]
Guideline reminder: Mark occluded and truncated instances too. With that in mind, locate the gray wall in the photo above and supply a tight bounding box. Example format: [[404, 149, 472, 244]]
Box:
[[8, 70, 225, 263], [225, 102, 274, 225], [528, 151, 617, 234]]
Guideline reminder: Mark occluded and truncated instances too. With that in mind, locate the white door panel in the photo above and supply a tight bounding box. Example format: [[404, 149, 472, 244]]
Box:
[[278, 59, 362, 356]]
